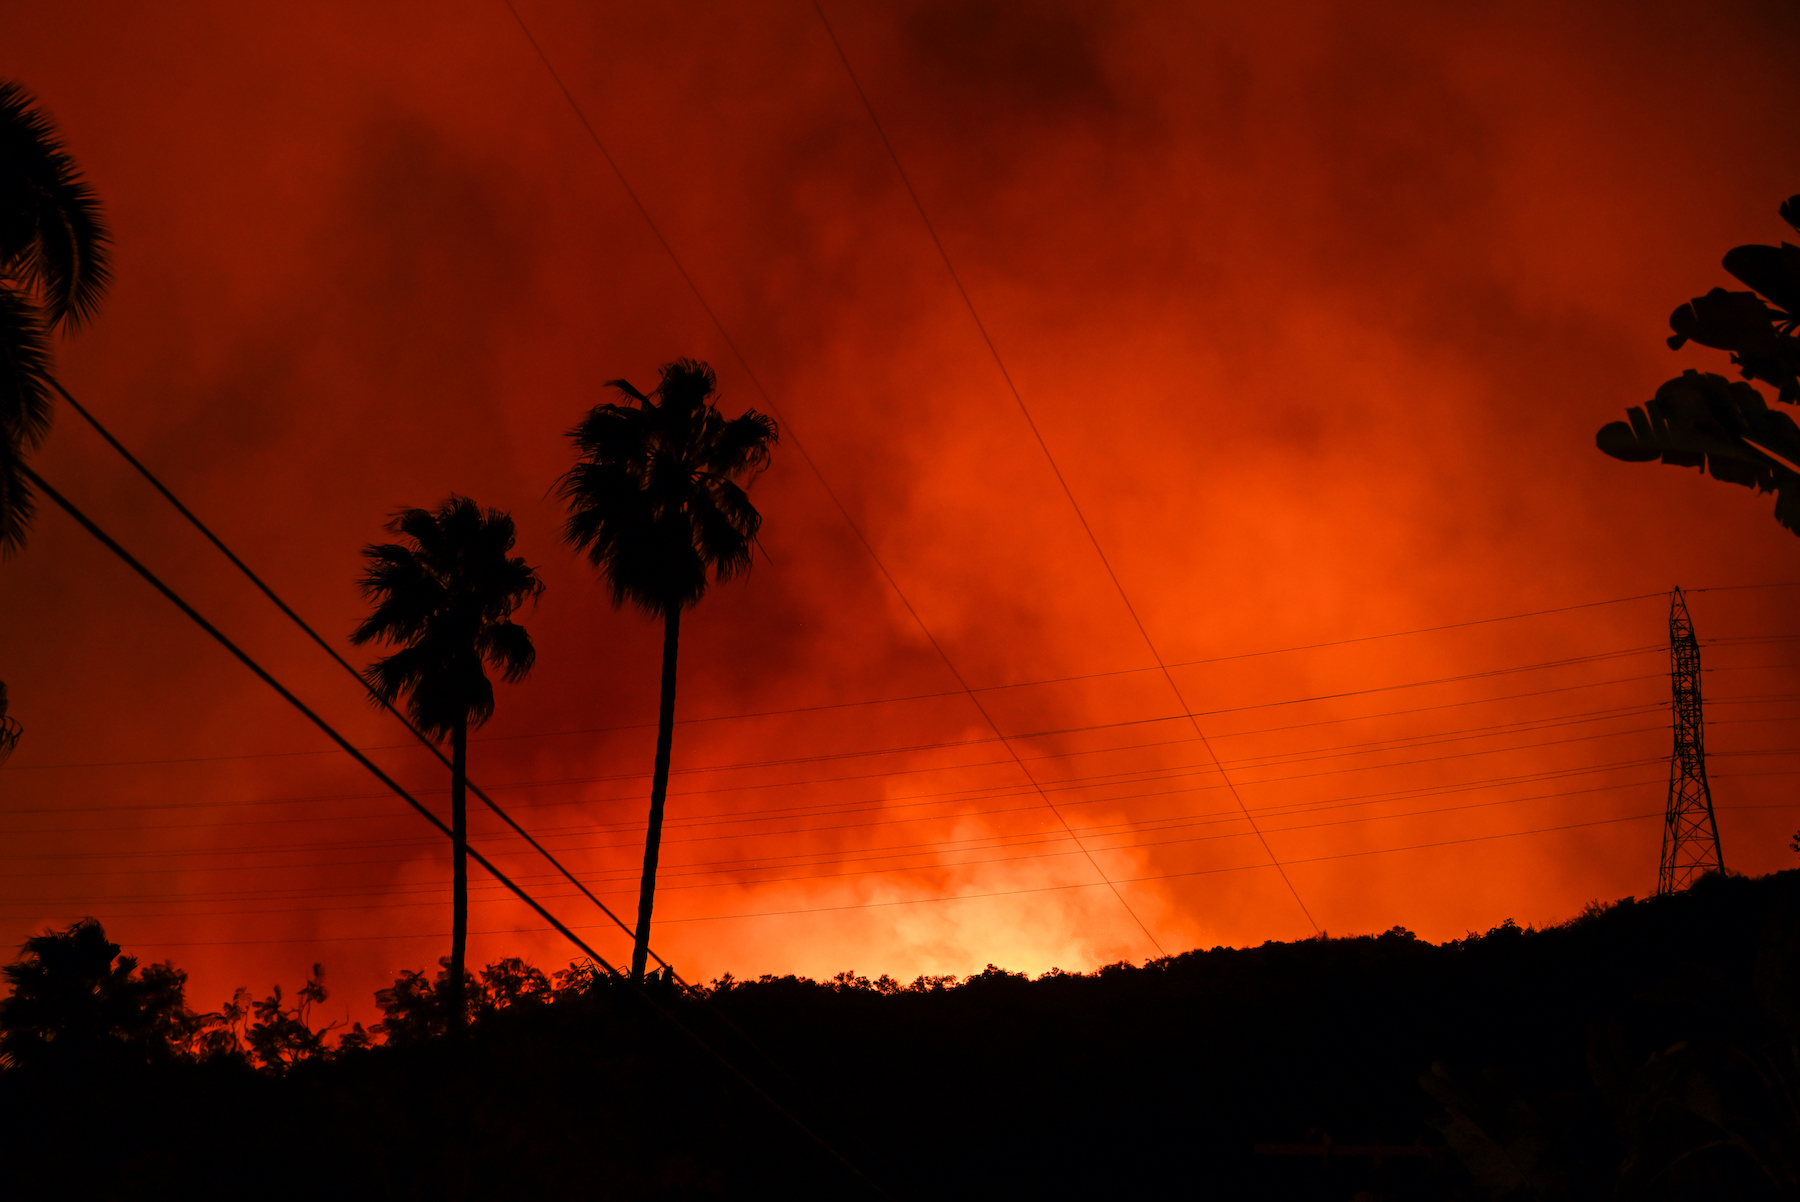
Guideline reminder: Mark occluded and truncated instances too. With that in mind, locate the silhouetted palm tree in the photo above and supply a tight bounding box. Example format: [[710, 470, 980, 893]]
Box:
[[559, 359, 776, 983], [0, 80, 110, 555], [351, 496, 542, 1026]]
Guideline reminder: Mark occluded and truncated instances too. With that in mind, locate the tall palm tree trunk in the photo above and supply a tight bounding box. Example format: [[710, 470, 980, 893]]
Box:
[[449, 717, 468, 1029], [632, 606, 680, 983]]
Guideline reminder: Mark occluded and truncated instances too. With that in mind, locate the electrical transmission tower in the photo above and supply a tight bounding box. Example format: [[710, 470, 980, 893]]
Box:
[[1658, 587, 1723, 894]]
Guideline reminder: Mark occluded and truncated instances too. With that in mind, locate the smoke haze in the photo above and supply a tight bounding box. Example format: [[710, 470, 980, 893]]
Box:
[[2, 0, 1799, 1020]]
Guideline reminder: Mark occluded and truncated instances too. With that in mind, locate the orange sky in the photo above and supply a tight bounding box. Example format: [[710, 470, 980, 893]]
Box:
[[4, 0, 1800, 1026]]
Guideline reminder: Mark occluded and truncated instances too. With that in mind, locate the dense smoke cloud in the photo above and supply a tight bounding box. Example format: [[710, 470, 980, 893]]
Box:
[[1, 0, 1798, 1019]]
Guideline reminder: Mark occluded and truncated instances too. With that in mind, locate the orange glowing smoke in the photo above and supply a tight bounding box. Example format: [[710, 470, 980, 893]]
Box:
[[2, 0, 1799, 1023]]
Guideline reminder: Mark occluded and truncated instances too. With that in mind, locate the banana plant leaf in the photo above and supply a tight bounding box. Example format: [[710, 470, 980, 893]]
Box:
[[1597, 369, 1800, 533], [1668, 287, 1783, 353], [1666, 281, 1800, 403], [1722, 242, 1800, 319]]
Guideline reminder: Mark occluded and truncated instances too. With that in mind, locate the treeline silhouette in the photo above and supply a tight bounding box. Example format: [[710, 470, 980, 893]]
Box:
[[6, 871, 1800, 1199]]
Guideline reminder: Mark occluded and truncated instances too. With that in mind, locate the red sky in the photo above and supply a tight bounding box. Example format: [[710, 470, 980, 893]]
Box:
[[4, 0, 1800, 1026]]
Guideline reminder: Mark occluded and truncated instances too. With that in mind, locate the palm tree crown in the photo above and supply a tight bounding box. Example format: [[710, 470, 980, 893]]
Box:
[[0, 80, 110, 555], [558, 359, 777, 615], [351, 496, 542, 739]]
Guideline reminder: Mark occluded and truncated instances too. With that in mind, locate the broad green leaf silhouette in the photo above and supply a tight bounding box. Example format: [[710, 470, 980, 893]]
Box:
[[1721, 242, 1800, 318], [1598, 370, 1800, 533], [1659, 194, 1800, 404]]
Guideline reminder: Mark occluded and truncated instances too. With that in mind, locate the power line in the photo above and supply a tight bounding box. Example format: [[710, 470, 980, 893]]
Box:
[[508, 0, 1289, 957], [18, 462, 624, 975], [800, 8, 1800, 936], [0, 688, 1669, 850], [809, 1, 1260, 932], [0, 737, 1663, 906], [6, 694, 1711, 844], [5, 773, 1671, 921], [0, 716, 1669, 865], [2, 748, 1667, 888], [21, 590, 1728, 770], [48, 378, 670, 973], [56, 808, 1674, 937], [20, 756, 1788, 920], [4, 755, 1672, 902], [10, 588, 1730, 772], [2, 695, 1673, 839], [655, 812, 1671, 924], [10, 641, 1664, 774]]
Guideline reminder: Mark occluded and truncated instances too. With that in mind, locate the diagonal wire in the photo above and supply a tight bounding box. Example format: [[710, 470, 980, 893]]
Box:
[[48, 377, 671, 971], [503, 0, 1166, 958], [811, 1, 1318, 932], [19, 461, 620, 971], [22, 460, 890, 1197]]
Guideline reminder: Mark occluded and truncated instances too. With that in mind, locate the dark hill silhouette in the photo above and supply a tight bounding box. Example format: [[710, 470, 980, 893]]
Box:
[[5, 871, 1800, 1199]]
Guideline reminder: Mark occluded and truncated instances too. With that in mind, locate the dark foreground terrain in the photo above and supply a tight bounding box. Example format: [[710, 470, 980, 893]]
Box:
[[6, 871, 1800, 1200]]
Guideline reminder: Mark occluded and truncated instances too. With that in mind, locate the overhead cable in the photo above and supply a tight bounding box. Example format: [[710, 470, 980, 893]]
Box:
[[48, 377, 670, 970], [18, 461, 622, 974]]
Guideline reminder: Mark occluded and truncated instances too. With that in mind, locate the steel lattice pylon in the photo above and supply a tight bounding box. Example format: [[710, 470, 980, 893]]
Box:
[[1658, 587, 1723, 894]]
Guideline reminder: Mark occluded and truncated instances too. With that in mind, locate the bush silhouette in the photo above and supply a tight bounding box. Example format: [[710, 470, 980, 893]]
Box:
[[8, 882, 1800, 1198], [0, 917, 194, 1069]]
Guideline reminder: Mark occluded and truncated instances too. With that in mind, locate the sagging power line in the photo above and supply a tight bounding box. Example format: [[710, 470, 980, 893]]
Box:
[[9, 640, 1671, 775], [49, 378, 675, 974]]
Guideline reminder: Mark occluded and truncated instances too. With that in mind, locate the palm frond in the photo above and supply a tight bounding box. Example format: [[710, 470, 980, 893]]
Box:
[[566, 402, 651, 465], [363, 643, 433, 706], [705, 409, 778, 476], [477, 621, 536, 683], [351, 545, 448, 646], [0, 81, 110, 329], [0, 283, 50, 449], [692, 480, 757, 585], [655, 359, 716, 416], [604, 378, 650, 404], [355, 496, 541, 735], [0, 283, 47, 556], [0, 441, 33, 558], [457, 671, 498, 731], [561, 358, 773, 615], [388, 506, 447, 560]]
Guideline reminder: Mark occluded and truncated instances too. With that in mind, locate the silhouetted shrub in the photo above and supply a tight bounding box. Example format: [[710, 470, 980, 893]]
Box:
[[9, 877, 1800, 1198], [0, 917, 196, 1069]]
